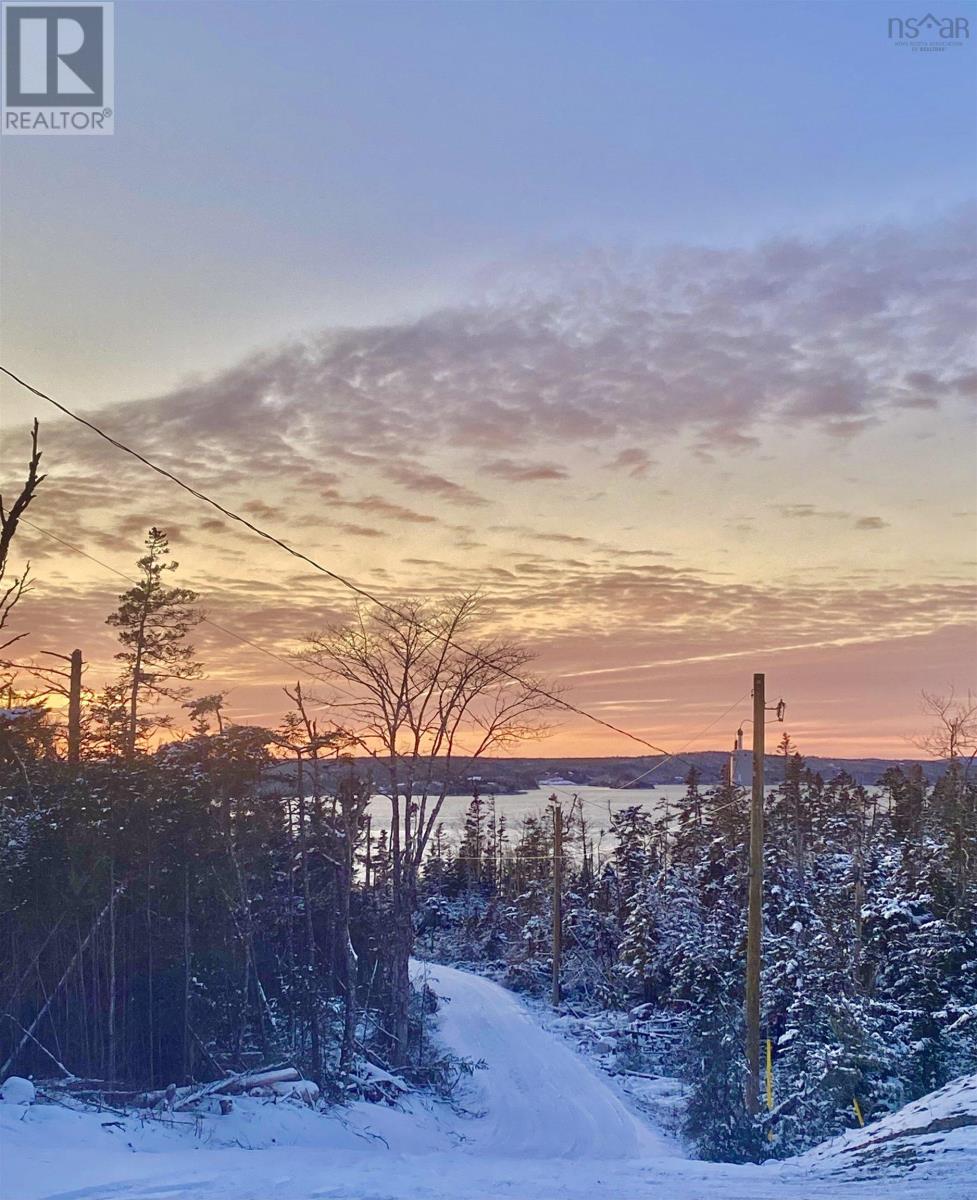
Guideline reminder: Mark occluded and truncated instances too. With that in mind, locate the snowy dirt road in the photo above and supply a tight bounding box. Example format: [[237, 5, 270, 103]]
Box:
[[411, 960, 671, 1159], [3, 963, 975, 1200]]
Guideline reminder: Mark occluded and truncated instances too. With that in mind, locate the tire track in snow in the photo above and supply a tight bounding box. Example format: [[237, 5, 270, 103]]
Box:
[[411, 961, 672, 1161]]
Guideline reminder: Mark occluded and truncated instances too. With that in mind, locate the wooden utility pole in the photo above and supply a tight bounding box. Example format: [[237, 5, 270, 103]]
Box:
[[551, 796, 563, 1008], [67, 648, 82, 764], [39, 647, 84, 762], [364, 815, 372, 890], [745, 673, 765, 1115]]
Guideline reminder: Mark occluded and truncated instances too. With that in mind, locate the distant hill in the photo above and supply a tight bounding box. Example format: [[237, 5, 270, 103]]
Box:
[[265, 751, 951, 794]]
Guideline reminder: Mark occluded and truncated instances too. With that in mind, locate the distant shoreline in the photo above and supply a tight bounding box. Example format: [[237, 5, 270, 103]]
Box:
[[265, 751, 949, 793]]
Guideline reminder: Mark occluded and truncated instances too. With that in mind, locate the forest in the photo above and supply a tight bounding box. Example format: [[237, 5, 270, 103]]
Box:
[[1, 424, 975, 1164]]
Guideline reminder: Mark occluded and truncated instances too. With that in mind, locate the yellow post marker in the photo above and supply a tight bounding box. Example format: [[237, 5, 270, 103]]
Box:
[[765, 1038, 774, 1111], [853, 1097, 864, 1127]]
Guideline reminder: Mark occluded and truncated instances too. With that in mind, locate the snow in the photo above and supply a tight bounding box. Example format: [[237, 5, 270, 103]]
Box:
[[790, 1073, 977, 1182], [412, 960, 671, 1158], [500, 986, 690, 1137], [354, 1059, 411, 1091], [1, 1075, 36, 1105], [269, 1079, 320, 1102], [2, 965, 976, 1199]]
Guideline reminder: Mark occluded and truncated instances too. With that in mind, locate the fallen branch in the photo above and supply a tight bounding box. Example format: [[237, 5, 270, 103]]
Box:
[[173, 1065, 300, 1112], [2, 1014, 74, 1079]]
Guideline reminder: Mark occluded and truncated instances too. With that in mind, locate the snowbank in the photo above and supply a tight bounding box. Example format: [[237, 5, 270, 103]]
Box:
[[1, 1075, 36, 1105], [3, 969, 976, 1200], [787, 1073, 977, 1183]]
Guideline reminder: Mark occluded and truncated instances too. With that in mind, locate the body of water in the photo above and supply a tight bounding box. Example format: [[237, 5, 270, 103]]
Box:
[[360, 781, 791, 849], [363, 784, 684, 843]]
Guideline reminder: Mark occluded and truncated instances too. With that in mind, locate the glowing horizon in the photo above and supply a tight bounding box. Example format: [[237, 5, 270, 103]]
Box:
[[0, 3, 974, 760]]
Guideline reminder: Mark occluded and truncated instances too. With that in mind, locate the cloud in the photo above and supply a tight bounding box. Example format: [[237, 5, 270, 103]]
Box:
[[598, 546, 674, 559], [5, 519, 972, 757], [774, 505, 891, 532], [9, 550, 969, 700], [488, 525, 593, 546], [606, 448, 654, 478], [385, 464, 487, 507], [482, 458, 569, 482], [775, 504, 850, 521], [241, 500, 284, 522], [13, 209, 972, 536], [332, 494, 438, 524], [333, 523, 387, 539], [533, 532, 591, 546], [1, 209, 969, 760]]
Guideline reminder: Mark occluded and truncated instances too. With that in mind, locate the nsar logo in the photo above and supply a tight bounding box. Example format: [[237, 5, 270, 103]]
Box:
[[887, 12, 970, 50]]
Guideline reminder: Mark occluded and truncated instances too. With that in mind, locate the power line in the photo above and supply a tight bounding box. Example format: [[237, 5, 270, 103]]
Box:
[[6, 521, 722, 812], [12, 517, 757, 858], [613, 691, 750, 788], [18, 519, 696, 801], [16, 519, 383, 728], [17, 522, 731, 816], [538, 692, 750, 819], [2, 365, 701, 768]]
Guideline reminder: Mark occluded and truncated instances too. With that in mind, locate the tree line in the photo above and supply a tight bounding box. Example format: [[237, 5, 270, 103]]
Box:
[[0, 423, 553, 1093], [1, 421, 973, 1164], [417, 741, 977, 1160]]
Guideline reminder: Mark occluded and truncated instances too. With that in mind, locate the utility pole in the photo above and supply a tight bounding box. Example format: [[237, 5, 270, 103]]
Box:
[[551, 796, 562, 1008], [745, 673, 765, 1115], [67, 649, 82, 764], [39, 647, 84, 763], [364, 815, 372, 890]]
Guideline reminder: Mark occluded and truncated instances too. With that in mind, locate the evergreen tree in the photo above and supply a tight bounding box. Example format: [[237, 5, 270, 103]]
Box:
[[103, 528, 201, 758]]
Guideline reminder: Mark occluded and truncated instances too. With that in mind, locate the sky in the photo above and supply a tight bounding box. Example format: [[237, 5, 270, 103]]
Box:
[[1, 0, 975, 758]]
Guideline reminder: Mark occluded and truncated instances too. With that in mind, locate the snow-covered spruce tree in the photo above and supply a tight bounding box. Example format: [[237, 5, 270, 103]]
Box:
[[618, 885, 662, 1004], [760, 840, 902, 1154], [563, 875, 622, 1006], [861, 836, 977, 1099], [629, 775, 756, 1160], [609, 805, 657, 921], [670, 767, 713, 867], [673, 868, 759, 1161], [455, 788, 489, 893], [499, 812, 554, 994]]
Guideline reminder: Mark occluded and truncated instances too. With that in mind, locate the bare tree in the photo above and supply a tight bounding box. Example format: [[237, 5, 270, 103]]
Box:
[[914, 687, 977, 766], [305, 594, 557, 1062], [0, 420, 45, 656], [0, 421, 47, 784], [915, 688, 977, 904]]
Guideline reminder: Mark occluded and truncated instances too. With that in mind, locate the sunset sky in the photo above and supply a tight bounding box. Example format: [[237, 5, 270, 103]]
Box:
[[1, 1, 975, 757]]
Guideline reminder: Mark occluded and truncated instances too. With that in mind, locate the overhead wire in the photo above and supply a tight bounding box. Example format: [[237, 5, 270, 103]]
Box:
[[9, 523, 670, 816], [2, 364, 705, 772], [6, 495, 767, 870], [14, 507, 758, 858]]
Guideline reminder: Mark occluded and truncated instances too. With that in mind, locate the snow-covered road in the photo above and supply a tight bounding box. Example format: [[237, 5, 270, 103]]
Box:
[[3, 963, 975, 1199], [411, 960, 670, 1159]]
